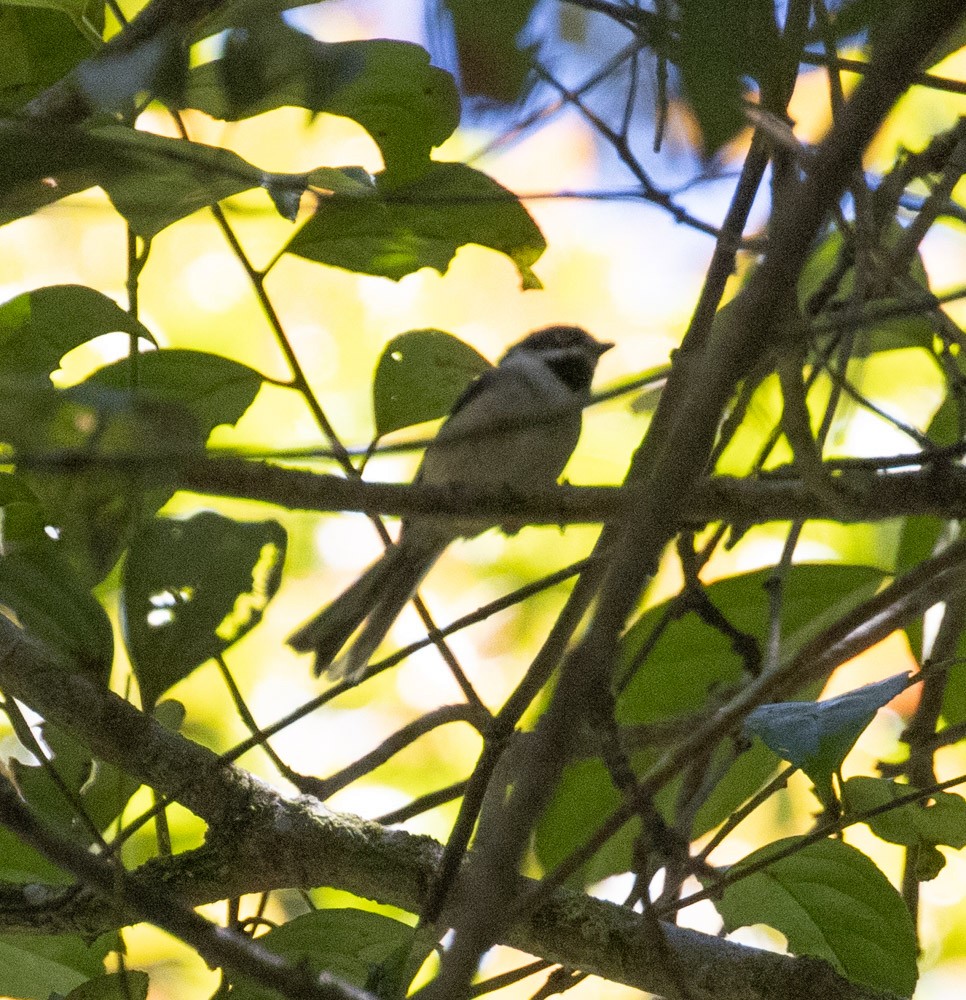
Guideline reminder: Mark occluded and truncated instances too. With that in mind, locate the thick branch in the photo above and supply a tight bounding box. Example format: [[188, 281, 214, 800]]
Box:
[[18, 452, 966, 524]]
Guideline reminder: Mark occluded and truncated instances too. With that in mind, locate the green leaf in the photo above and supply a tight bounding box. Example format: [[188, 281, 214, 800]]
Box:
[[11, 722, 94, 840], [66, 971, 150, 1000], [122, 512, 286, 708], [0, 119, 289, 236], [717, 837, 918, 996], [676, 0, 778, 154], [89, 124, 269, 238], [79, 755, 141, 835], [843, 776, 966, 873], [285, 160, 546, 288], [0, 933, 110, 999], [443, 0, 539, 102], [225, 909, 413, 999], [745, 673, 911, 806], [0, 476, 113, 671], [0, 285, 154, 377], [11, 383, 202, 585], [535, 564, 885, 884], [537, 736, 780, 889], [372, 329, 491, 436], [0, 5, 95, 114], [87, 348, 264, 440], [11, 350, 260, 587], [186, 28, 460, 186]]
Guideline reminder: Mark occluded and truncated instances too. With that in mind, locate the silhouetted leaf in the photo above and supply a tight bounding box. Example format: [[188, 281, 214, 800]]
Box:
[[66, 971, 150, 1000], [0, 5, 95, 114], [676, 0, 778, 153], [0, 476, 113, 671], [123, 512, 286, 708], [0, 285, 153, 377], [87, 348, 263, 440], [443, 0, 539, 102], [187, 27, 459, 186], [0, 933, 112, 999]]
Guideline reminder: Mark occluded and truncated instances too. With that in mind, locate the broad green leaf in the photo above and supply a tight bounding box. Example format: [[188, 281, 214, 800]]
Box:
[[122, 512, 286, 708], [13, 350, 260, 586], [535, 564, 884, 884], [843, 776, 966, 879], [537, 736, 780, 889], [0, 285, 153, 377], [717, 837, 918, 996], [66, 971, 150, 1000], [0, 119, 303, 236], [79, 756, 141, 835], [618, 565, 885, 725], [0, 933, 111, 999], [0, 477, 113, 671], [226, 909, 413, 999], [87, 348, 264, 440], [444, 0, 539, 102], [285, 160, 546, 289], [745, 673, 911, 806], [0, 825, 73, 884], [0, 120, 100, 227], [12, 383, 201, 586], [186, 28, 460, 186], [90, 124, 270, 238], [372, 329, 491, 436], [0, 5, 94, 114]]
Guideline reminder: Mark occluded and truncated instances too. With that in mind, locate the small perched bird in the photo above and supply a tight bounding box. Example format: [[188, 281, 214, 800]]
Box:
[[288, 325, 613, 682]]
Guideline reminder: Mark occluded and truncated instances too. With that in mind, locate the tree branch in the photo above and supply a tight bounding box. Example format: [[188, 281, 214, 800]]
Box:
[[0, 616, 894, 1000], [17, 451, 966, 524]]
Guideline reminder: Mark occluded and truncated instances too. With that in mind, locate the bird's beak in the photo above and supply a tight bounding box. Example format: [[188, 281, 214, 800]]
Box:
[[596, 341, 615, 355]]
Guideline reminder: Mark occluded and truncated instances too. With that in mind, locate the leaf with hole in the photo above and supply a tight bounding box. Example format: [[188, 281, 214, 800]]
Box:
[[0, 479, 113, 673], [122, 512, 286, 708], [373, 329, 491, 437]]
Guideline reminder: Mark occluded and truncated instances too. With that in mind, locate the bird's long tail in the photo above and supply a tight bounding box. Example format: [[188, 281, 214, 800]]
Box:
[[287, 538, 443, 681]]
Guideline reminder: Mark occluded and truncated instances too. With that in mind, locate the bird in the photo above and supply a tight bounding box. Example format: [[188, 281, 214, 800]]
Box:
[[288, 325, 613, 683]]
